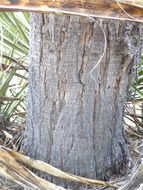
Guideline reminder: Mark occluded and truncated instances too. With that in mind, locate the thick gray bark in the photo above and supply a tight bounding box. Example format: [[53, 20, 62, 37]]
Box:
[[23, 13, 142, 187]]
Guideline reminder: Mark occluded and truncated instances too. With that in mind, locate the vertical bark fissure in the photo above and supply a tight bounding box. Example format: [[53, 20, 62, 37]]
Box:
[[78, 23, 87, 108], [38, 13, 45, 153], [92, 89, 99, 176], [64, 134, 75, 167], [102, 22, 111, 90]]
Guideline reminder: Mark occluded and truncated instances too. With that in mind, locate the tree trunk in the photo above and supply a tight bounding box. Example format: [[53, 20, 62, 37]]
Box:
[[23, 13, 142, 188]]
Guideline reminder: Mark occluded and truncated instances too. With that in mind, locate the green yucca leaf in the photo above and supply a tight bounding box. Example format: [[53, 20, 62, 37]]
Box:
[[138, 70, 143, 76], [9, 12, 29, 45], [0, 12, 29, 122], [131, 56, 143, 100], [0, 66, 17, 97], [2, 38, 28, 55], [136, 77, 143, 85], [132, 84, 143, 98], [4, 82, 28, 119], [0, 96, 22, 102], [23, 12, 30, 25]]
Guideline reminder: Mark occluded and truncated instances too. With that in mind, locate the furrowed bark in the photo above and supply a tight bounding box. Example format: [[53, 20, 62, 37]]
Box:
[[23, 13, 143, 189]]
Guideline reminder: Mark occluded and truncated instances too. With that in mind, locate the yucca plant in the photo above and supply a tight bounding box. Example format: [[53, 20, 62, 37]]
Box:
[[125, 56, 143, 139], [132, 56, 143, 98], [0, 12, 29, 149], [0, 12, 29, 126]]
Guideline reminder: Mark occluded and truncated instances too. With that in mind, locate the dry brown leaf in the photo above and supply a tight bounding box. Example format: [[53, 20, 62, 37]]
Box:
[[0, 148, 66, 190], [119, 0, 143, 8], [2, 146, 117, 189]]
